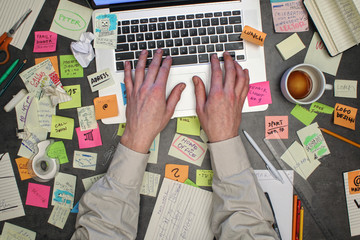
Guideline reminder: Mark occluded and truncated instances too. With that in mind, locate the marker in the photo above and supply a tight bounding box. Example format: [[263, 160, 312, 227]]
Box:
[[243, 130, 284, 183], [265, 192, 282, 240], [0, 59, 19, 85]]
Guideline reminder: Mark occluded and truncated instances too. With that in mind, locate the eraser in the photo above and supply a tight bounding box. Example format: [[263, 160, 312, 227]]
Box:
[[4, 89, 28, 112]]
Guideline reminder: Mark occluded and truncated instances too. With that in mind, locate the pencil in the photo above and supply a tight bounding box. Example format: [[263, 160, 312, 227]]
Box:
[[295, 199, 301, 240], [320, 128, 360, 148], [0, 59, 27, 97], [292, 195, 298, 240], [299, 207, 304, 240]]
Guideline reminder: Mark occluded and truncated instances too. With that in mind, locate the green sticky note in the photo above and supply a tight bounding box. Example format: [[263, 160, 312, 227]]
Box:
[[60, 55, 84, 78], [291, 105, 317, 126], [59, 85, 81, 109], [309, 102, 334, 114], [47, 141, 69, 164], [50, 115, 75, 140], [176, 117, 201, 136], [196, 169, 214, 187], [184, 178, 200, 188], [117, 123, 126, 136]]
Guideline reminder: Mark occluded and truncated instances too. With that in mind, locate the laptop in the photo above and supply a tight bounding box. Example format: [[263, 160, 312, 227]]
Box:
[[87, 0, 268, 124]]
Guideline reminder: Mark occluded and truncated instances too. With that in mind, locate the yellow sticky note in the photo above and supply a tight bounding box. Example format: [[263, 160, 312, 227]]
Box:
[[176, 117, 201, 136], [334, 103, 357, 130], [15, 157, 32, 180], [94, 94, 118, 120], [276, 33, 305, 60], [35, 56, 60, 77], [165, 164, 189, 183], [196, 169, 214, 186], [241, 25, 267, 46], [117, 123, 126, 136], [50, 115, 75, 140], [59, 85, 81, 109]]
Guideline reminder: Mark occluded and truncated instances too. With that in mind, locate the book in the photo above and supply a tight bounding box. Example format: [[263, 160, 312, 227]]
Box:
[[304, 0, 360, 56]]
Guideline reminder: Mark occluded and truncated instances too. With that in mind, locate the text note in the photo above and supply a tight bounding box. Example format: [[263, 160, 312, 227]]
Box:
[[15, 157, 32, 180], [33, 31, 57, 52], [248, 81, 272, 106], [50, 115, 75, 140], [73, 150, 98, 171], [334, 103, 357, 130], [48, 204, 71, 229], [76, 123, 103, 149], [93, 94, 119, 120], [60, 55, 84, 78], [25, 182, 51, 209], [59, 85, 81, 109], [77, 105, 97, 131], [265, 116, 288, 139], [140, 171, 161, 197], [196, 169, 214, 187], [52, 172, 76, 209], [241, 25, 267, 46], [344, 170, 360, 236], [47, 141, 69, 164], [87, 69, 115, 92], [334, 80, 358, 99], [165, 164, 189, 183], [309, 102, 334, 114]]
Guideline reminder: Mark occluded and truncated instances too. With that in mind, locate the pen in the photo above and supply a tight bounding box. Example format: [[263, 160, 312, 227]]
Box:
[[0, 59, 27, 97], [242, 130, 284, 183], [265, 192, 282, 240], [320, 128, 360, 148], [0, 59, 19, 85]]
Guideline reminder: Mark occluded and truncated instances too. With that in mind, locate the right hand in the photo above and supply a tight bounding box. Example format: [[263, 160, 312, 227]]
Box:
[[193, 52, 250, 143]]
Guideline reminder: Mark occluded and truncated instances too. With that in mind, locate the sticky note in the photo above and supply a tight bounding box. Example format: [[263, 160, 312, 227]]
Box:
[[276, 33, 305, 60], [60, 55, 84, 78], [241, 25, 266, 46], [304, 32, 342, 76], [34, 31, 57, 52], [50, 115, 75, 140], [168, 134, 208, 167], [35, 56, 60, 76], [38, 96, 56, 132], [281, 141, 320, 179], [310, 102, 334, 114], [297, 122, 330, 161], [71, 202, 79, 213], [52, 172, 76, 208], [121, 82, 127, 105], [265, 116, 288, 139], [18, 127, 48, 159], [148, 133, 160, 164], [87, 69, 115, 92], [200, 129, 209, 143], [76, 124, 103, 149], [94, 94, 118, 119], [334, 103, 357, 130], [184, 178, 200, 188], [334, 80, 357, 98], [94, 13, 118, 49], [291, 105, 317, 126], [247, 81, 272, 106], [176, 117, 201, 136], [50, 0, 93, 41], [165, 164, 189, 183], [196, 169, 214, 186], [73, 150, 97, 170], [59, 85, 81, 109], [1, 222, 36, 240], [15, 157, 32, 180], [77, 105, 97, 131], [47, 141, 68, 164], [48, 204, 71, 229], [25, 183, 51, 208], [140, 171, 161, 197], [82, 173, 105, 191], [117, 123, 126, 136]]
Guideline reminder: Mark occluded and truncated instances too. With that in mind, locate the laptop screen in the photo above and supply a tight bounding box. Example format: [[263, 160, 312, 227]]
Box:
[[93, 0, 149, 6]]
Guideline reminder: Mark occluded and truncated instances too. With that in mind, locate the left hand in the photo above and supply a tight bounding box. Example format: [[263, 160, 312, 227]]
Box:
[[120, 49, 186, 153]]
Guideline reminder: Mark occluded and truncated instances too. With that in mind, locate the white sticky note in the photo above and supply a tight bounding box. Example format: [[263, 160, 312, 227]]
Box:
[[1, 222, 36, 240], [334, 79, 358, 98], [82, 173, 105, 191], [52, 172, 76, 208], [87, 69, 115, 92], [276, 33, 305, 60], [15, 93, 39, 130], [140, 171, 161, 197], [38, 96, 56, 132], [73, 151, 97, 171], [77, 105, 97, 131], [200, 129, 209, 143], [148, 133, 160, 164], [281, 141, 321, 179], [48, 204, 71, 229], [304, 32, 342, 76]]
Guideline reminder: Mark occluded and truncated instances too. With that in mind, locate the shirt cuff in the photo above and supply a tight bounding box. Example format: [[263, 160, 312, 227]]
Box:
[[106, 143, 150, 186], [208, 136, 251, 180]]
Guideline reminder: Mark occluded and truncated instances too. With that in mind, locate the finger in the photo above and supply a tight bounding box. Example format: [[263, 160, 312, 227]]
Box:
[[233, 62, 250, 100], [124, 61, 133, 98], [223, 52, 237, 91], [154, 55, 172, 88], [164, 83, 186, 120], [210, 54, 223, 92], [192, 75, 206, 115], [144, 48, 163, 86], [133, 50, 148, 91]]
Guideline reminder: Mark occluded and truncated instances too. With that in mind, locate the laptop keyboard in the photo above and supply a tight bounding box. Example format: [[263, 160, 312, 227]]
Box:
[[115, 10, 245, 70]]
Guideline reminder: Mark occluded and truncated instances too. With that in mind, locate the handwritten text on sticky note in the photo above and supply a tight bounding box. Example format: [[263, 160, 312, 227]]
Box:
[[196, 170, 214, 186], [165, 164, 189, 183], [291, 105, 317, 126], [60, 55, 84, 78], [87, 69, 115, 92], [25, 183, 51, 208], [265, 116, 288, 139], [78, 105, 97, 131], [334, 80, 357, 99], [241, 25, 267, 46], [48, 204, 71, 229], [177, 117, 201, 136], [334, 103, 357, 130], [310, 102, 334, 114], [94, 94, 118, 119], [76, 124, 103, 149], [52, 172, 76, 208], [73, 150, 97, 170], [50, 115, 74, 140], [15, 157, 32, 181], [140, 171, 161, 197], [248, 81, 272, 106], [59, 85, 81, 109], [34, 31, 57, 52]]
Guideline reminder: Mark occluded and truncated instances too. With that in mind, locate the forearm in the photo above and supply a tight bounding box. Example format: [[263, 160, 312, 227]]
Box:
[[208, 136, 278, 240]]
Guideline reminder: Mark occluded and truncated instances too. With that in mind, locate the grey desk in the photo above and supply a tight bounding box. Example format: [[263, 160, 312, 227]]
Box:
[[0, 0, 359, 239]]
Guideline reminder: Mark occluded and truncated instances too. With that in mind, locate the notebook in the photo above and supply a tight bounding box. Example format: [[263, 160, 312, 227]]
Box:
[[87, 0, 268, 124]]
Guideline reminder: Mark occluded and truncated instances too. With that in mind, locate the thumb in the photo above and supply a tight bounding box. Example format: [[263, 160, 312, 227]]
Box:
[[192, 76, 206, 114], [165, 83, 186, 119]]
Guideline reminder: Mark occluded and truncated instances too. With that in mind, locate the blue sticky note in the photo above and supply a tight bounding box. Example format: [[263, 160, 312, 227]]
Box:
[[121, 83, 127, 105], [270, 0, 295, 3], [71, 201, 79, 213]]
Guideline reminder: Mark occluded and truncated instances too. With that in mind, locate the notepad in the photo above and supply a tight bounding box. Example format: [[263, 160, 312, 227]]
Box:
[[343, 169, 360, 236]]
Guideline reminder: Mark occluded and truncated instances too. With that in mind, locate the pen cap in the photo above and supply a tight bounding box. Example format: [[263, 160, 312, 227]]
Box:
[[4, 89, 28, 112]]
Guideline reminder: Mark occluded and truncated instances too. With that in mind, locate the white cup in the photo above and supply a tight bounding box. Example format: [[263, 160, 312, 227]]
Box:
[[280, 63, 333, 105]]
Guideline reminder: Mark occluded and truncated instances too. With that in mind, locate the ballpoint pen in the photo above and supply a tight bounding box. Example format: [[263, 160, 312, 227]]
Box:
[[265, 192, 282, 240], [242, 130, 284, 183]]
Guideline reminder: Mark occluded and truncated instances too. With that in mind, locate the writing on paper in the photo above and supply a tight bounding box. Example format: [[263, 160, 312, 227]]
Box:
[[82, 173, 105, 191], [48, 204, 71, 229], [265, 116, 288, 139], [241, 25, 267, 46], [1, 222, 36, 240], [310, 102, 334, 114], [25, 183, 50, 208], [196, 170, 214, 186], [73, 151, 97, 170], [334, 79, 357, 98], [291, 104, 317, 126], [248, 81, 272, 106], [34, 31, 57, 52], [52, 172, 76, 208], [50, 115, 75, 140], [87, 69, 115, 92], [59, 85, 81, 109], [76, 124, 103, 149], [78, 106, 97, 131], [93, 94, 118, 119], [165, 164, 189, 183], [15, 157, 32, 181], [334, 103, 357, 130], [140, 171, 161, 197], [94, 13, 118, 49], [177, 117, 201, 136], [60, 55, 84, 78]]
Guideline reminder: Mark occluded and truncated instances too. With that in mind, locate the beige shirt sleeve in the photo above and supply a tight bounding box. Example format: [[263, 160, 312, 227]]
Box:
[[208, 136, 279, 240]]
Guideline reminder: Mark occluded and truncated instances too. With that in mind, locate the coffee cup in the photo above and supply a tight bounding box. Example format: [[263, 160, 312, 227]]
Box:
[[280, 63, 333, 105]]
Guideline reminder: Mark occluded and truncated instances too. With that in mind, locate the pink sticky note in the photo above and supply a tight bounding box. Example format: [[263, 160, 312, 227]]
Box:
[[25, 183, 51, 208], [33, 31, 57, 52], [265, 116, 288, 139], [247, 81, 272, 107], [76, 123, 103, 149]]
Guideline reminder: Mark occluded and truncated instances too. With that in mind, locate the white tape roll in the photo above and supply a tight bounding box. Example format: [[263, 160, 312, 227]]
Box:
[[4, 89, 28, 112]]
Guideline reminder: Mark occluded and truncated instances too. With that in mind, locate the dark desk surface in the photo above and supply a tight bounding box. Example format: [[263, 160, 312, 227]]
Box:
[[0, 0, 359, 239]]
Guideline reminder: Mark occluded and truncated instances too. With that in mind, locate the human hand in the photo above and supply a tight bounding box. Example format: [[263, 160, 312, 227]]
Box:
[[193, 52, 249, 143], [120, 49, 186, 153]]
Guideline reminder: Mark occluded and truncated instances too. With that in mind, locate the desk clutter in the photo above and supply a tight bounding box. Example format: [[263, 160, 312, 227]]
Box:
[[0, 0, 359, 239]]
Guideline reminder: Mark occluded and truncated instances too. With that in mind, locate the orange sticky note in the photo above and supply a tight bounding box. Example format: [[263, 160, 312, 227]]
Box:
[[241, 25, 267, 46], [165, 164, 189, 183], [15, 157, 32, 180], [35, 56, 59, 77], [348, 170, 360, 194], [94, 94, 118, 120], [334, 103, 357, 130]]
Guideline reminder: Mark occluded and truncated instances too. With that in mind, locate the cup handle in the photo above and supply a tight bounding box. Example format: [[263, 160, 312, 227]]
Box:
[[325, 84, 333, 90]]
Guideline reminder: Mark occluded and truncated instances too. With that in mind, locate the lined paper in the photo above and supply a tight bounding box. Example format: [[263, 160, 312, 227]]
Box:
[[343, 170, 360, 236], [0, 153, 25, 221]]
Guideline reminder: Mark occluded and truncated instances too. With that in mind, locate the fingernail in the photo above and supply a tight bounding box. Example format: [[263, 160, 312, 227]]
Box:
[[212, 54, 218, 59], [192, 76, 198, 85], [157, 48, 163, 53], [180, 83, 186, 91], [165, 55, 171, 60], [141, 49, 147, 55]]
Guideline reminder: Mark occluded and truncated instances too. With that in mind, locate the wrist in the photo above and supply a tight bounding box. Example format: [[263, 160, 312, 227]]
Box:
[[120, 132, 152, 154]]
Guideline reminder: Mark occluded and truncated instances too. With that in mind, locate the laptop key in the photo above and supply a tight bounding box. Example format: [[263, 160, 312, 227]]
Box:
[[166, 39, 174, 47], [193, 37, 201, 45], [150, 18, 157, 22], [154, 32, 162, 39], [130, 43, 138, 50], [149, 23, 157, 31], [198, 28, 206, 35], [185, 20, 192, 28], [131, 25, 139, 33], [223, 11, 231, 16], [180, 47, 188, 54], [237, 55, 245, 60], [225, 25, 233, 33], [168, 16, 176, 21], [214, 12, 222, 17], [186, 14, 195, 19], [211, 18, 219, 26], [220, 17, 228, 25], [196, 13, 204, 18], [207, 44, 215, 52], [122, 26, 130, 34], [159, 17, 166, 22], [157, 40, 165, 48], [139, 42, 147, 49], [219, 35, 227, 42], [232, 10, 241, 15], [116, 52, 135, 61], [116, 62, 125, 70], [225, 42, 244, 51], [181, 29, 189, 37], [166, 22, 175, 29], [228, 34, 241, 42], [202, 19, 210, 26], [163, 31, 171, 38], [140, 18, 148, 23], [136, 33, 144, 41], [171, 48, 179, 55], [172, 30, 180, 38], [177, 15, 185, 20], [127, 34, 135, 42], [198, 45, 206, 53], [131, 19, 139, 24], [116, 44, 129, 52], [216, 26, 225, 34], [158, 23, 165, 30], [117, 35, 126, 43], [193, 19, 201, 27], [205, 13, 213, 18], [215, 43, 224, 51], [140, 25, 148, 32], [189, 46, 197, 54], [171, 55, 198, 65], [145, 33, 153, 40], [189, 29, 197, 36], [229, 16, 241, 24], [148, 41, 156, 48], [163, 48, 170, 56], [210, 35, 219, 43], [175, 39, 183, 46], [234, 25, 242, 32], [122, 20, 130, 25], [207, 27, 215, 35], [201, 36, 210, 44], [199, 54, 209, 63], [184, 38, 192, 45], [176, 21, 184, 29]]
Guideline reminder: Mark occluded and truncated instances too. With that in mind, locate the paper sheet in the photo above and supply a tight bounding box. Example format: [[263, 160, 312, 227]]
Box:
[[87, 69, 115, 92], [25, 182, 51, 208], [15, 93, 39, 130], [276, 33, 305, 60], [78, 105, 98, 131], [140, 171, 161, 197], [148, 133, 160, 164], [15, 157, 32, 180], [35, 56, 60, 76], [59, 55, 84, 78], [94, 94, 118, 120], [184, 178, 199, 188], [33, 31, 57, 52], [76, 124, 103, 149], [37, 96, 56, 132], [343, 170, 360, 236], [176, 117, 201, 136], [291, 104, 318, 125], [50, 115, 75, 140], [94, 13, 118, 49], [265, 116, 288, 139], [241, 25, 267, 46], [48, 204, 71, 229], [0, 0, 45, 50], [248, 81, 272, 106], [59, 85, 81, 109], [309, 102, 334, 114], [144, 178, 214, 240], [73, 150, 97, 171], [0, 153, 25, 221], [18, 127, 48, 159], [82, 173, 105, 191], [165, 164, 189, 183], [196, 170, 214, 186], [334, 103, 357, 130], [1, 222, 36, 240], [334, 80, 358, 98], [52, 172, 76, 208]]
